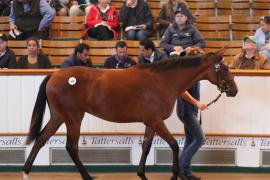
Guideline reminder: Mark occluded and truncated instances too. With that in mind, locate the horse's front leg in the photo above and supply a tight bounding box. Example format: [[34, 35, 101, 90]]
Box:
[[137, 126, 155, 180], [147, 119, 179, 180]]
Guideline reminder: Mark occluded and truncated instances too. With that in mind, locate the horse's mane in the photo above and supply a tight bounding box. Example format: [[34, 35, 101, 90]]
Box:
[[137, 55, 203, 72]]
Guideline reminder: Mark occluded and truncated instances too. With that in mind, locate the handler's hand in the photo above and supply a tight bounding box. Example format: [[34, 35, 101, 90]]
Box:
[[196, 102, 207, 110]]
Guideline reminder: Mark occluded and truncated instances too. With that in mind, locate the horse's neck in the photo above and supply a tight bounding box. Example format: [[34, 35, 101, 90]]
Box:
[[159, 64, 208, 96]]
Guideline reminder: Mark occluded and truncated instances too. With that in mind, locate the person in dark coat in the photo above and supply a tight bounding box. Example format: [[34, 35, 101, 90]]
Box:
[[138, 38, 168, 64], [118, 0, 153, 41], [104, 41, 136, 69], [17, 36, 51, 68], [0, 33, 16, 69], [61, 43, 93, 68]]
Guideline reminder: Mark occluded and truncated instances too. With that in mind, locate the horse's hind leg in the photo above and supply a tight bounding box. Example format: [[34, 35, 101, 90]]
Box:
[[137, 126, 155, 180], [66, 124, 93, 180], [22, 118, 63, 178], [147, 119, 179, 180]]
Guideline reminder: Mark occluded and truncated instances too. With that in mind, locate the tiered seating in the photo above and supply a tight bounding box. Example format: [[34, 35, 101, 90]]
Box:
[[216, 1, 251, 16], [189, 1, 216, 16], [0, 16, 9, 34], [3, 0, 269, 68], [195, 16, 231, 40], [50, 16, 85, 40], [7, 40, 27, 59], [251, 1, 270, 16], [231, 16, 261, 39]]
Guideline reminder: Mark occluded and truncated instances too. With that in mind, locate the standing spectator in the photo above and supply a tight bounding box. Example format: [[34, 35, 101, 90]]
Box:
[[255, 16, 270, 61], [104, 41, 136, 68], [0, 0, 12, 16], [0, 33, 16, 69], [17, 37, 51, 68], [160, 9, 206, 180], [138, 38, 168, 64], [230, 36, 270, 69], [61, 43, 93, 68], [157, 0, 195, 37], [83, 0, 119, 40], [9, 0, 55, 40], [119, 0, 153, 41], [160, 9, 205, 55], [69, 0, 95, 16]]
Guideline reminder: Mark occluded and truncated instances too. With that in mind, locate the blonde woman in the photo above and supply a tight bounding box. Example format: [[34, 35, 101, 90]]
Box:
[[157, 0, 195, 37]]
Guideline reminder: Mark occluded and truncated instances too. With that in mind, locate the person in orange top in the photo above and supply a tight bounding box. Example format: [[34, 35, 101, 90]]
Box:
[[83, 0, 119, 40]]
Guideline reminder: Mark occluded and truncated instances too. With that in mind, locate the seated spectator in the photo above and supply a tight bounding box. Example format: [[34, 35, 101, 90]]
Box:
[[0, 33, 16, 69], [0, 0, 12, 16], [61, 43, 93, 68], [104, 41, 136, 68], [48, 0, 69, 16], [160, 9, 205, 55], [157, 0, 195, 37], [83, 0, 119, 40], [255, 16, 270, 61], [69, 0, 96, 16], [17, 37, 52, 68], [119, 0, 153, 41], [9, 0, 55, 40], [230, 36, 270, 70], [138, 38, 168, 64]]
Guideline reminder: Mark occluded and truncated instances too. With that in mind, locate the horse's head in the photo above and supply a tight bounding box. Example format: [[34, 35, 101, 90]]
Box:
[[204, 48, 238, 97]]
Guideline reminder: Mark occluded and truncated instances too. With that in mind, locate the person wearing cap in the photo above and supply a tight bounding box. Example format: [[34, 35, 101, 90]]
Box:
[[9, 0, 55, 40], [160, 9, 206, 180], [160, 9, 205, 56], [157, 0, 195, 37], [230, 36, 270, 69], [138, 38, 168, 64], [0, 33, 17, 69], [118, 0, 153, 41], [61, 43, 93, 68], [103, 41, 137, 69], [255, 16, 270, 61]]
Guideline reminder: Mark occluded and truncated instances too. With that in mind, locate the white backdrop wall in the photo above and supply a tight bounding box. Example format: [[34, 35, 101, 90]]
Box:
[[0, 75, 269, 135]]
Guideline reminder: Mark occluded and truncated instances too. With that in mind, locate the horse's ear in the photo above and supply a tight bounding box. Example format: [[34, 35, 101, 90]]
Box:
[[214, 46, 227, 62]]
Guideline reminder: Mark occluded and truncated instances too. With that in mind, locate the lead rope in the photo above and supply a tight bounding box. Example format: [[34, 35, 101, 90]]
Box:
[[199, 92, 223, 125]]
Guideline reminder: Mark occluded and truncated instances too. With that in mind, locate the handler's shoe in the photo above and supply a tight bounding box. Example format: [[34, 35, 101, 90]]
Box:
[[179, 173, 201, 180]]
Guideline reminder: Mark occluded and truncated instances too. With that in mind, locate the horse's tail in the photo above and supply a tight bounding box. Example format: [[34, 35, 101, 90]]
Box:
[[25, 75, 51, 145]]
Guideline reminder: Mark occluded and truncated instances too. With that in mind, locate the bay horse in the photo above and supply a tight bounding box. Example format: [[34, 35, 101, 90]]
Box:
[[22, 48, 237, 180]]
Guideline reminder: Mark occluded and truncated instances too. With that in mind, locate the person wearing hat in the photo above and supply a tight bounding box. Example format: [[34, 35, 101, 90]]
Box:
[[0, 33, 17, 69], [9, 0, 55, 40], [160, 8, 206, 180], [230, 36, 270, 69], [157, 0, 195, 37], [160, 9, 205, 56]]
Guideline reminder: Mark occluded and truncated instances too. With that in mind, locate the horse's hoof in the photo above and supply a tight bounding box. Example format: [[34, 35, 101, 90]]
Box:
[[170, 175, 177, 180], [22, 172, 29, 180]]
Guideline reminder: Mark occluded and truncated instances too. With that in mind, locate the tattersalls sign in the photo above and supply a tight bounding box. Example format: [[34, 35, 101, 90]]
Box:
[[0, 135, 269, 167], [0, 135, 268, 148]]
